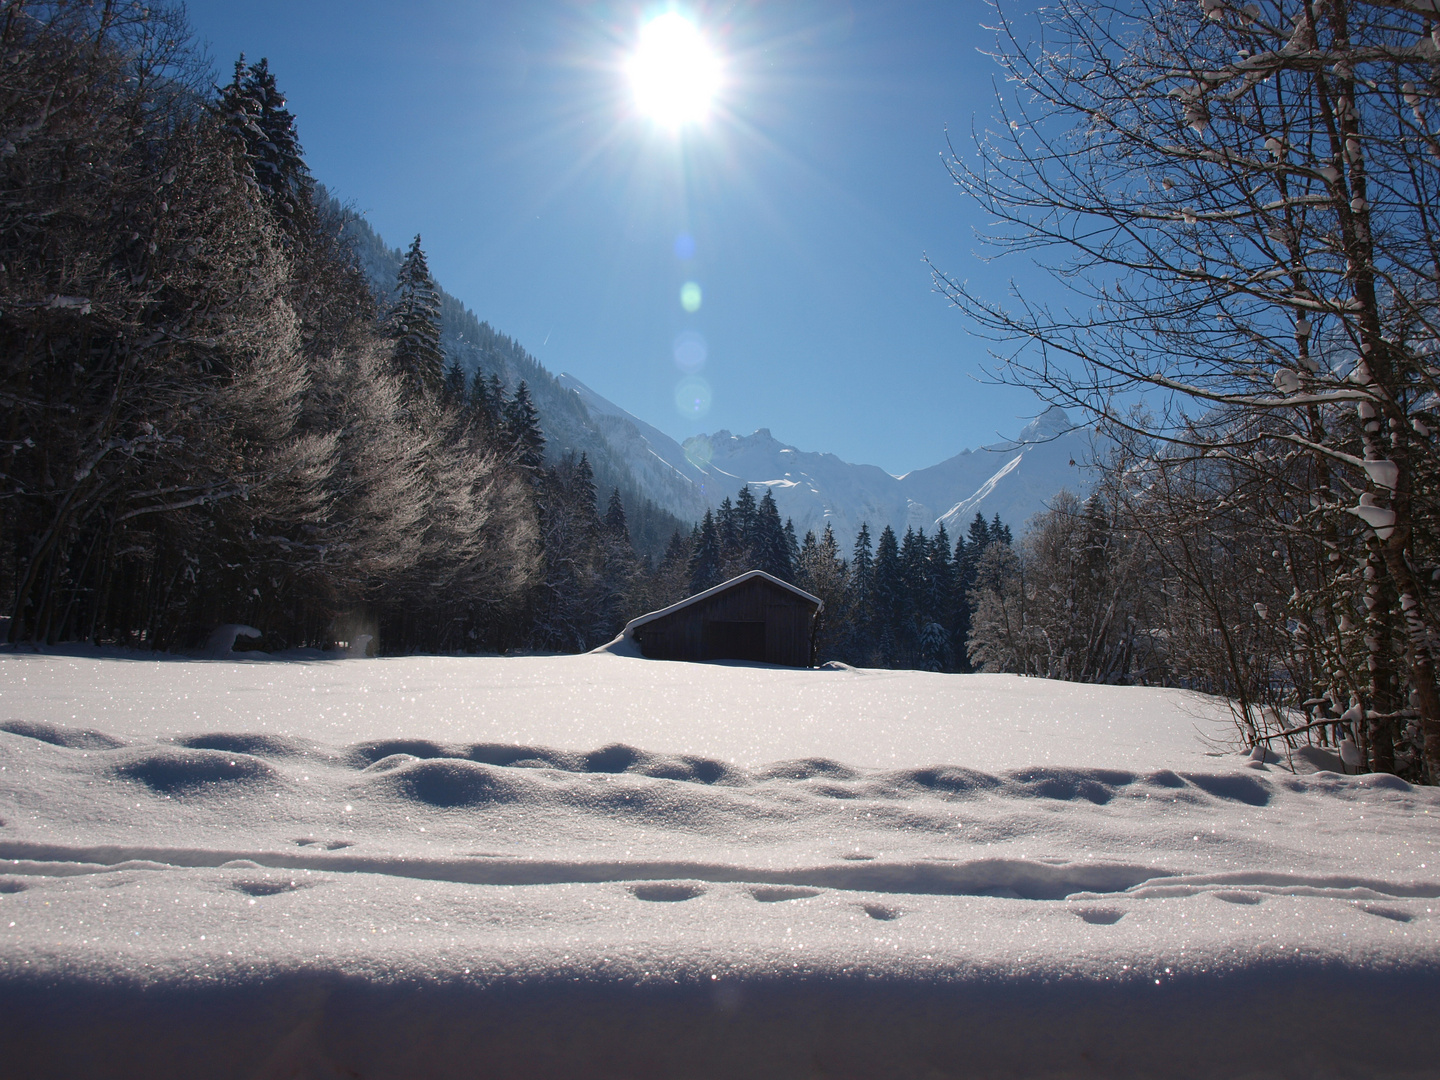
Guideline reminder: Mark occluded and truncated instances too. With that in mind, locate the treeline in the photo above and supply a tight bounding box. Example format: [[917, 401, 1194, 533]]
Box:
[[965, 455, 1437, 785], [0, 1, 663, 655]]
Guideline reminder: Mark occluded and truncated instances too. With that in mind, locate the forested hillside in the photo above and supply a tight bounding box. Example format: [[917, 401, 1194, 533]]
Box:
[[0, 1, 693, 655], [337, 202, 689, 559]]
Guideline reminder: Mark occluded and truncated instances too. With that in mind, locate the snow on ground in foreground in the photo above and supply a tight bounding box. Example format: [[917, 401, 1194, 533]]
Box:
[[1, 649, 1438, 1079]]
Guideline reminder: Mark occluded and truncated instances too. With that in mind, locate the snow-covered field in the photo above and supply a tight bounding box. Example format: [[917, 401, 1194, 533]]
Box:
[[2, 648, 1437, 1078]]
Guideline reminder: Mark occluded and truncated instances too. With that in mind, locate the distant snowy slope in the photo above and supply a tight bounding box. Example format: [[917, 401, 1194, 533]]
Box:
[[915, 407, 1096, 536], [556, 374, 711, 524], [562, 372, 1098, 548]]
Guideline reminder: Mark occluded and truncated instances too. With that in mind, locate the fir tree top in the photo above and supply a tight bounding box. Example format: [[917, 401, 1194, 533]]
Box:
[[388, 235, 446, 397]]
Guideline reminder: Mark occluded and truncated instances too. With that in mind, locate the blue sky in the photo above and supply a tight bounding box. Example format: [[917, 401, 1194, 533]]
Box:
[[182, 0, 1048, 475]]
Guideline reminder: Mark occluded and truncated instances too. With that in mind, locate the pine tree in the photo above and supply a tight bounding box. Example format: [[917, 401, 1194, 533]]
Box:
[[734, 485, 758, 555], [532, 452, 605, 651], [929, 523, 958, 671], [928, 524, 954, 627], [898, 528, 929, 666], [783, 518, 800, 580], [217, 55, 263, 177], [503, 381, 545, 473], [597, 488, 640, 637], [388, 235, 445, 396], [216, 57, 314, 244], [847, 523, 875, 663], [689, 510, 723, 593], [442, 359, 467, 403], [752, 490, 792, 580], [716, 496, 740, 571], [244, 58, 313, 239], [662, 529, 689, 570], [967, 513, 992, 555], [649, 528, 694, 608], [604, 488, 629, 539], [797, 530, 819, 578], [873, 526, 902, 667]]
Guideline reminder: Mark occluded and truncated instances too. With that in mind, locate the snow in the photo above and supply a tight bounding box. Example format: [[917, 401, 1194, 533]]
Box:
[[2, 648, 1438, 1077]]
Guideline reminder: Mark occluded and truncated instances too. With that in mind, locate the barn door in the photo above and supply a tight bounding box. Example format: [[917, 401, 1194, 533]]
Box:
[[703, 620, 766, 662]]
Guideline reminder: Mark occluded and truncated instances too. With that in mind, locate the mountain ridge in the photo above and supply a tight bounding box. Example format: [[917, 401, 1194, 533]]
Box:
[[336, 193, 1095, 554], [558, 374, 1096, 552]]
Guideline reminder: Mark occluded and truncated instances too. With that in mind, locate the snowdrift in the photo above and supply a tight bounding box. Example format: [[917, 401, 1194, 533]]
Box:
[[1, 650, 1437, 1078]]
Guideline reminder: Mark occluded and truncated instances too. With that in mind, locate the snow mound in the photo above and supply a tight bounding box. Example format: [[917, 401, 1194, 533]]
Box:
[[0, 717, 127, 750], [113, 746, 279, 794], [372, 757, 524, 807]]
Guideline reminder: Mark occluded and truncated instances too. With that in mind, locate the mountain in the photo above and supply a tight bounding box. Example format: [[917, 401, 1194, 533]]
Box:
[[336, 193, 1095, 554], [558, 374, 1097, 552]]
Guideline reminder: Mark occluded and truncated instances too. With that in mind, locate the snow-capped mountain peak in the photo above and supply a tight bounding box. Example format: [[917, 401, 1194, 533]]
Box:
[[558, 374, 1094, 549]]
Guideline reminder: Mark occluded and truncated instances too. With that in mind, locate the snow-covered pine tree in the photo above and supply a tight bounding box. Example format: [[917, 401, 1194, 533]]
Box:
[[217, 55, 263, 179], [244, 58, 314, 241], [216, 57, 314, 244], [387, 235, 446, 397]]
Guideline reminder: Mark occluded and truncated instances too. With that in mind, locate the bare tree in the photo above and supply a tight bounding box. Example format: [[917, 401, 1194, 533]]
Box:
[[941, 0, 1440, 778]]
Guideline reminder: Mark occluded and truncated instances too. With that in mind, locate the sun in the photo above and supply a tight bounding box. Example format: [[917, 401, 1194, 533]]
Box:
[[627, 12, 720, 127]]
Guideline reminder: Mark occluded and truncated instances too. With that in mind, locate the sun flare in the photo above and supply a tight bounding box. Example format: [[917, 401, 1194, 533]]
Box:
[[627, 12, 720, 127]]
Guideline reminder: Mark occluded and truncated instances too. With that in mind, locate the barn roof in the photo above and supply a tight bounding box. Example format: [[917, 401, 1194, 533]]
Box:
[[622, 570, 823, 636]]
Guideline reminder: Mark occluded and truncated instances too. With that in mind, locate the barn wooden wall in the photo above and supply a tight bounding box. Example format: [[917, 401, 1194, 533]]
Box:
[[633, 578, 817, 667]]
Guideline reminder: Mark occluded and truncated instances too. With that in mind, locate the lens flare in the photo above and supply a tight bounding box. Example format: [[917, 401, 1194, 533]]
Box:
[[674, 233, 696, 260], [628, 13, 720, 127], [673, 330, 707, 373], [680, 281, 702, 312], [675, 375, 712, 419]]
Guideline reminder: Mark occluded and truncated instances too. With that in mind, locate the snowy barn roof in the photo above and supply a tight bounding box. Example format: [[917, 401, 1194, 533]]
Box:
[[621, 570, 822, 636]]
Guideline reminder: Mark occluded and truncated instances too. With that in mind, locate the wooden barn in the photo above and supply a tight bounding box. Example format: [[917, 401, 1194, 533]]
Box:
[[623, 571, 823, 667]]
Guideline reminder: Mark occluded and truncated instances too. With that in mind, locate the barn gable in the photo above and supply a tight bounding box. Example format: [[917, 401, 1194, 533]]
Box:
[[623, 571, 823, 667]]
